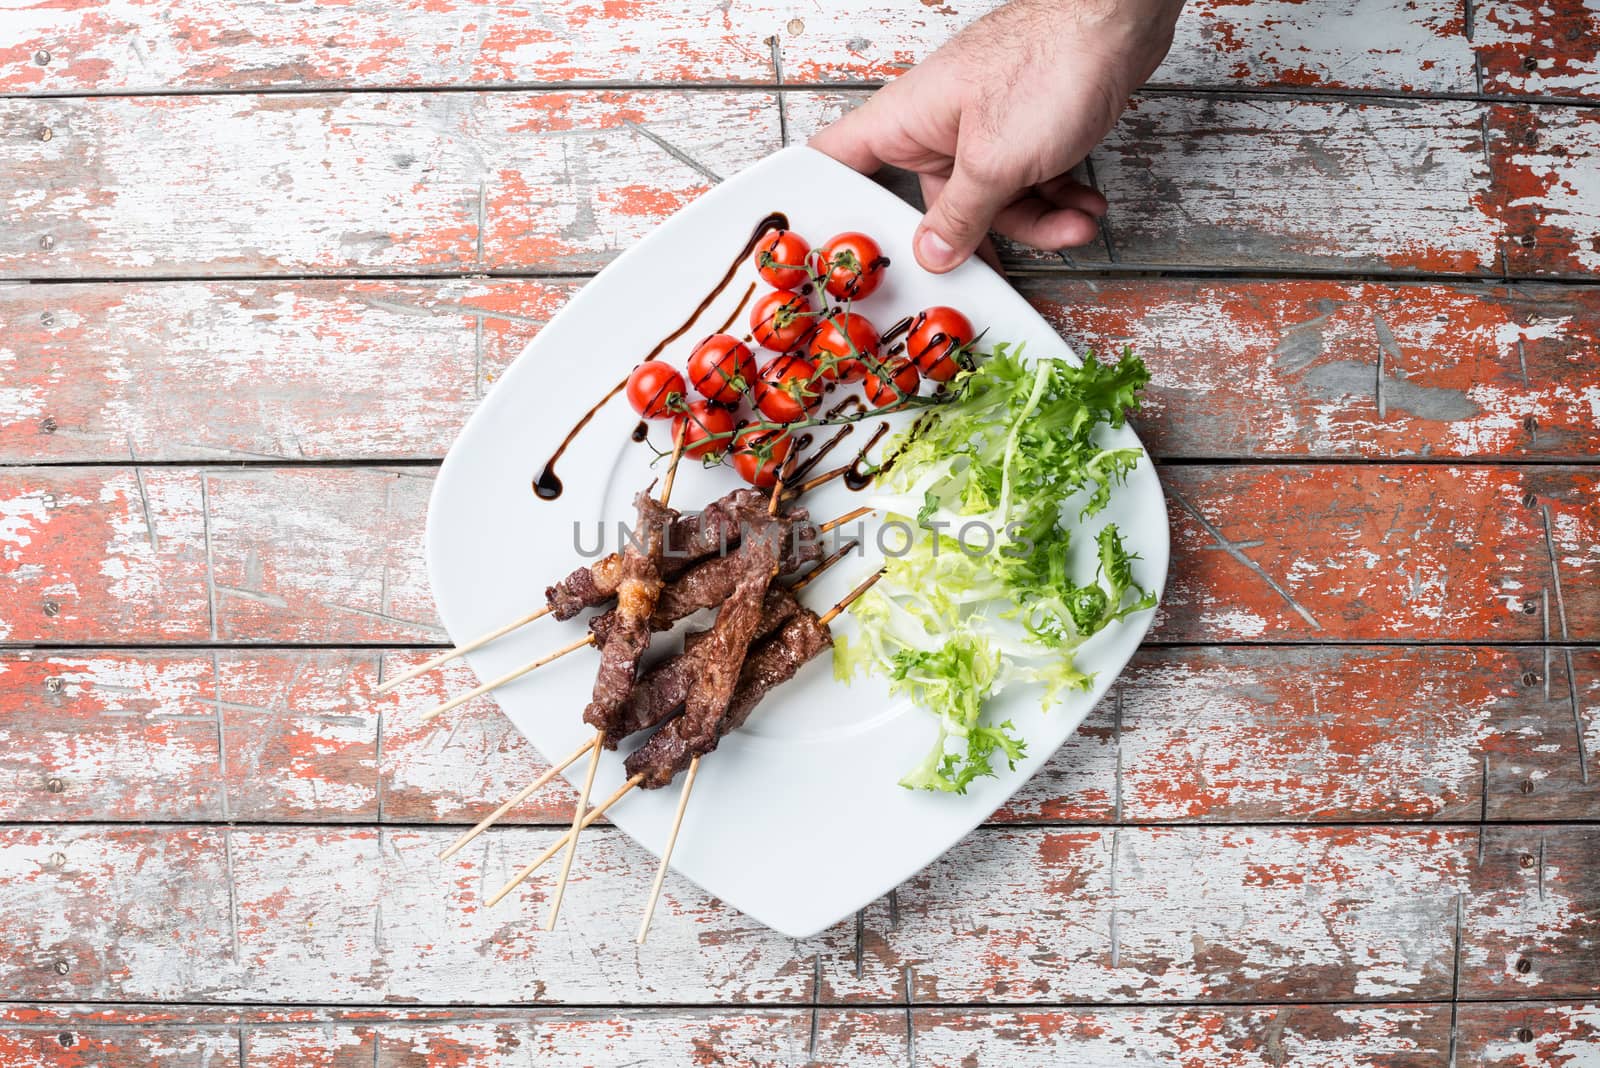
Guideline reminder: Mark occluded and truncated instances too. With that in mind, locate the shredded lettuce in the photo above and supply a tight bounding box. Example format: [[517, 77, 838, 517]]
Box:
[[835, 343, 1156, 793]]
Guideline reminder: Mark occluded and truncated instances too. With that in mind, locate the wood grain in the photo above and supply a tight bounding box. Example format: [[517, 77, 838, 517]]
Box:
[[4, 91, 778, 279], [911, 1005, 1452, 1066], [1462, 826, 1600, 1002], [786, 92, 1504, 275], [6, 278, 1598, 464], [1155, 464, 1598, 644], [10, 93, 1596, 279], [1, 0, 1479, 95], [5, 647, 1595, 825], [1456, 1001, 1600, 1066], [8, 824, 1594, 1005], [1476, 0, 1600, 101], [1490, 105, 1600, 278], [19, 1002, 1595, 1067], [4, 464, 1595, 645]]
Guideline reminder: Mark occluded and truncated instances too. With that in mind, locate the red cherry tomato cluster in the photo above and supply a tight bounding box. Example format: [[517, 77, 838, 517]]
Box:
[[622, 226, 978, 487]]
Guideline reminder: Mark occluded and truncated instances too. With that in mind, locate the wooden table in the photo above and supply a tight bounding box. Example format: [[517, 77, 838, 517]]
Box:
[[3, 1, 1597, 1063]]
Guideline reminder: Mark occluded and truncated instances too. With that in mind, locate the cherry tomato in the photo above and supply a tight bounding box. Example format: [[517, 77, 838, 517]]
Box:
[[672, 400, 736, 461], [753, 228, 811, 291], [907, 306, 975, 382], [750, 289, 816, 353], [815, 232, 887, 301], [686, 333, 755, 405], [808, 310, 878, 382], [626, 360, 687, 419], [730, 427, 795, 489], [752, 353, 823, 423], [862, 357, 920, 409]]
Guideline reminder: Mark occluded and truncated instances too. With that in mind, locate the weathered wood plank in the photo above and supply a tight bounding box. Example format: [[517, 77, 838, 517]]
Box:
[[4, 91, 779, 279], [0, 824, 842, 1004], [1033, 280, 1600, 462], [6, 647, 1596, 825], [0, 279, 565, 464], [4, 465, 1595, 645], [1476, 0, 1600, 101], [12, 824, 1572, 1005], [7, 279, 1598, 464], [1462, 826, 1600, 1001], [912, 1005, 1452, 1066], [14, 93, 1596, 279], [1456, 1001, 1600, 1066], [0, 1006, 908, 1067], [787, 93, 1503, 275], [0, 0, 1478, 95], [31, 1002, 1596, 1067], [825, 826, 1475, 1004], [1490, 104, 1600, 278], [1155, 464, 1598, 644]]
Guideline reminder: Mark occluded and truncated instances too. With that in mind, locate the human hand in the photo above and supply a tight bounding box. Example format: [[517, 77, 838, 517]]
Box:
[[809, 0, 1184, 273]]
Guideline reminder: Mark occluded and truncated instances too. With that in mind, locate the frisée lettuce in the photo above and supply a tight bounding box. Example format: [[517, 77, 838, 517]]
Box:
[[833, 343, 1156, 793]]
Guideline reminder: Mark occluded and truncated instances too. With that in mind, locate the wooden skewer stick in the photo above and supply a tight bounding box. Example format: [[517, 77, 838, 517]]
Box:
[[544, 434, 687, 930], [635, 566, 879, 945], [788, 463, 848, 496], [486, 773, 644, 906], [789, 540, 859, 594], [446, 542, 860, 855], [374, 605, 552, 695], [486, 566, 887, 912], [637, 753, 699, 944], [438, 734, 595, 860], [818, 506, 872, 534], [418, 633, 593, 724], [543, 731, 602, 929]]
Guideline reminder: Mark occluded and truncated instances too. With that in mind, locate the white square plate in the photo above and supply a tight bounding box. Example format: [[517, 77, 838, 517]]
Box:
[[426, 145, 1168, 938]]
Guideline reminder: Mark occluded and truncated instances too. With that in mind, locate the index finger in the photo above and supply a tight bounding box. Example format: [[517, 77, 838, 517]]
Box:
[[806, 100, 887, 176]]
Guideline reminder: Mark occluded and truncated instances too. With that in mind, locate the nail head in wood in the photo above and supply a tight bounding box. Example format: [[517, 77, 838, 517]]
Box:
[[46, 777, 64, 793], [39, 235, 54, 251], [1521, 491, 1537, 509], [48, 852, 65, 868], [1521, 671, 1540, 687], [57, 1033, 73, 1048], [1519, 853, 1535, 868], [51, 960, 69, 975], [787, 18, 804, 33], [1522, 414, 1538, 432], [1515, 957, 1532, 973], [1520, 779, 1535, 794], [1517, 1027, 1534, 1042], [34, 50, 50, 65], [42, 600, 60, 616], [39, 312, 54, 327], [1522, 600, 1539, 615], [45, 676, 63, 694], [38, 126, 52, 142], [39, 417, 57, 434], [1521, 55, 1538, 70]]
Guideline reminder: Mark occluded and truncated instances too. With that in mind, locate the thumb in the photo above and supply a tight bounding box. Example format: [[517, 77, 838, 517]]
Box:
[[915, 160, 1011, 274]]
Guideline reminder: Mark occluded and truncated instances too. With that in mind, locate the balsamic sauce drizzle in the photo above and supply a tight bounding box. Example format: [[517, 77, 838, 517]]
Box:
[[844, 423, 891, 491], [533, 211, 789, 499]]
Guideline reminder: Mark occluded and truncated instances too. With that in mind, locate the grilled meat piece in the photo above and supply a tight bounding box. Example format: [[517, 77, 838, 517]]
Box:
[[580, 491, 676, 734], [589, 509, 821, 646], [626, 606, 832, 789], [545, 488, 773, 620], [607, 585, 801, 748]]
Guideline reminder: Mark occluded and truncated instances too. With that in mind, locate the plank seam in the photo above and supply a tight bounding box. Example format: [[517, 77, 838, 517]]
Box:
[[12, 265, 1600, 287], [4, 82, 1600, 111]]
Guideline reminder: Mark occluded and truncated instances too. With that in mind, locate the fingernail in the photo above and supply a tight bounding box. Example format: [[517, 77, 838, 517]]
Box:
[[915, 228, 957, 272]]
